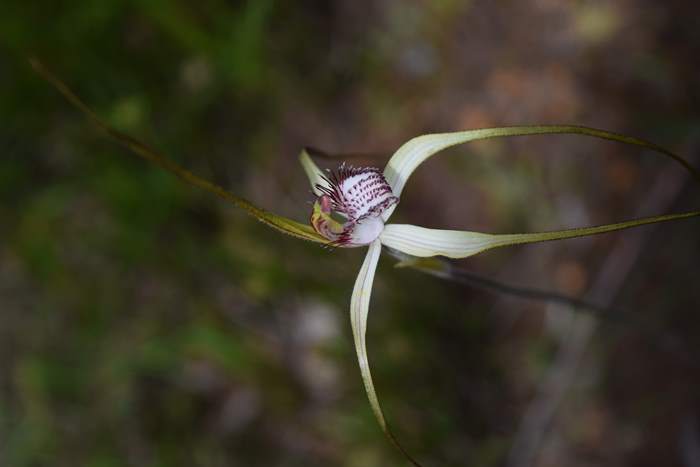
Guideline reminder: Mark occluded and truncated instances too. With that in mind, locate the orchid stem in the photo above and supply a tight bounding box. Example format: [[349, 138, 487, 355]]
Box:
[[387, 249, 698, 367], [430, 261, 614, 316]]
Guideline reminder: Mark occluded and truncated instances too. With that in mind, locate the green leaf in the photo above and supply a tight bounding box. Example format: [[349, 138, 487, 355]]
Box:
[[381, 125, 700, 221], [380, 210, 700, 258], [350, 240, 422, 466], [29, 58, 327, 244]]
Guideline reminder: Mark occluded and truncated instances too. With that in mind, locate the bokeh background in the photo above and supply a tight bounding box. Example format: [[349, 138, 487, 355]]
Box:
[[2, 1, 700, 466]]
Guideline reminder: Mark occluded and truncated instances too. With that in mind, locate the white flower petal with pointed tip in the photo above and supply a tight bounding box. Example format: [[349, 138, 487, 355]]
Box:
[[300, 127, 700, 465]]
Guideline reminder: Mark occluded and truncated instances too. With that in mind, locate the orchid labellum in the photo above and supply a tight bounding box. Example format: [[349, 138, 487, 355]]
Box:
[[32, 59, 700, 466]]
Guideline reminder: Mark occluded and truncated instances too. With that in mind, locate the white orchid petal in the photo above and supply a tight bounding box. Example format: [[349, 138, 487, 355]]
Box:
[[380, 224, 495, 258], [381, 210, 700, 258], [299, 148, 325, 195], [384, 130, 488, 200], [350, 240, 386, 430], [350, 240, 421, 466], [381, 125, 700, 221]]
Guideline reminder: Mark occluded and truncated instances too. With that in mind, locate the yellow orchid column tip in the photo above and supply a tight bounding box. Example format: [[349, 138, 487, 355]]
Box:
[[310, 163, 398, 248]]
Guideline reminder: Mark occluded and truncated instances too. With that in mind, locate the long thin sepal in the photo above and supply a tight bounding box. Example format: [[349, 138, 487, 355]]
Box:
[[299, 148, 325, 195], [29, 58, 326, 244], [382, 125, 700, 220], [350, 240, 422, 466], [380, 210, 700, 258]]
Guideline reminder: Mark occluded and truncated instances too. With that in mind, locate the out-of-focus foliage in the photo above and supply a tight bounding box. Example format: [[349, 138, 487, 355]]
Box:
[[1, 2, 699, 466]]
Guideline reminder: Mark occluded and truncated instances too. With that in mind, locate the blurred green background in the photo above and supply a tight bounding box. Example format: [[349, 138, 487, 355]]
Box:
[[2, 1, 700, 466]]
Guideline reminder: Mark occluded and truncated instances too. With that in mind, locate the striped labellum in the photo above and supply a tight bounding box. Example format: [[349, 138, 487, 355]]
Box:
[[311, 164, 398, 247]]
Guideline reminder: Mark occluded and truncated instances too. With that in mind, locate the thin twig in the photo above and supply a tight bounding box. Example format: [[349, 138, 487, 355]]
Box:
[[385, 249, 616, 316], [304, 146, 388, 162], [385, 248, 698, 366]]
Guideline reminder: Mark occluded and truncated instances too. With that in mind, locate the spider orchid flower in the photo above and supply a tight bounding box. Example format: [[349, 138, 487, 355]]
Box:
[[300, 127, 700, 465], [33, 59, 700, 467]]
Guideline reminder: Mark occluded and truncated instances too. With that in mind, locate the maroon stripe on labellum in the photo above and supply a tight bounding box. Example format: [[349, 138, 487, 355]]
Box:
[[316, 163, 398, 222]]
